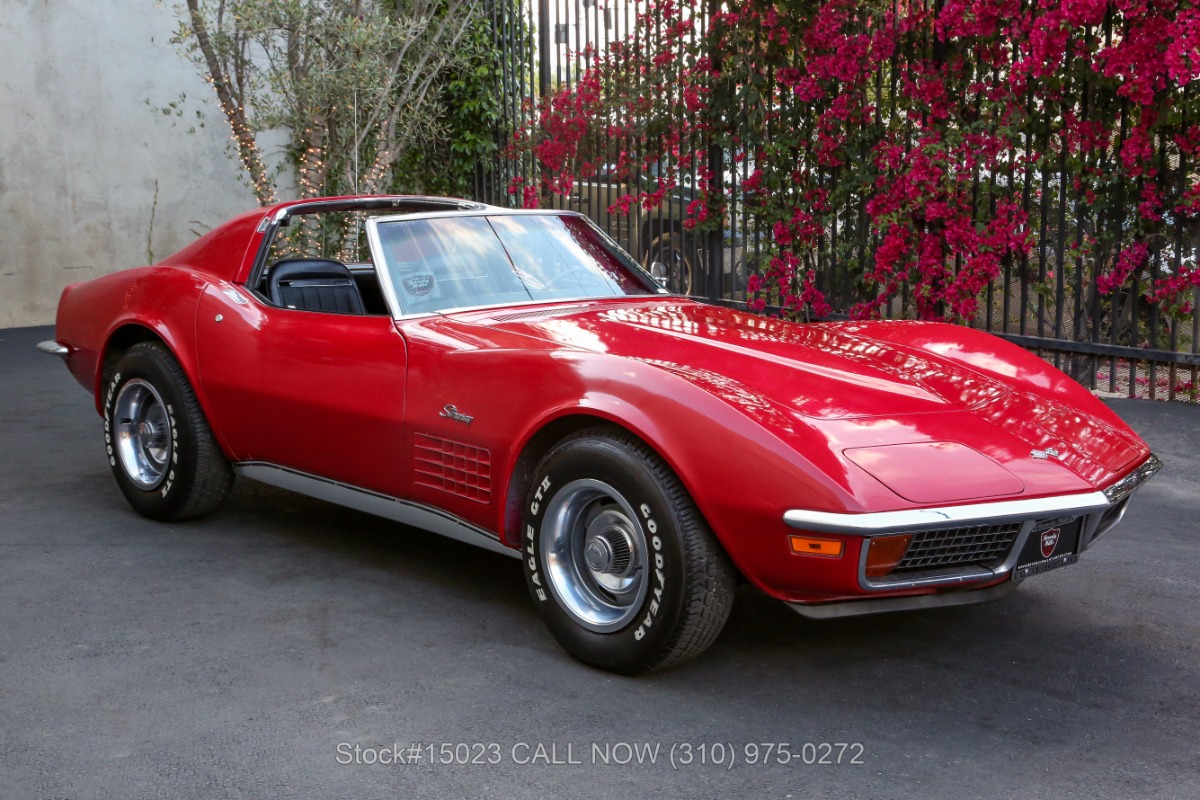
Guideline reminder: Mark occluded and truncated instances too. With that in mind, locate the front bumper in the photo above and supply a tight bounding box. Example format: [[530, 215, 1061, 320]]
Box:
[[788, 580, 1020, 619], [783, 453, 1162, 597]]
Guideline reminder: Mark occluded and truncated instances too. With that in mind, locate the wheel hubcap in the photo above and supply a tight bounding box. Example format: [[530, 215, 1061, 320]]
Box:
[[583, 511, 636, 589], [113, 379, 172, 489], [542, 479, 649, 632]]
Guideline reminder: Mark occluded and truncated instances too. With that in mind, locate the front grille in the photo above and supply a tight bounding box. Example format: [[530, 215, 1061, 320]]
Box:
[[893, 522, 1022, 572]]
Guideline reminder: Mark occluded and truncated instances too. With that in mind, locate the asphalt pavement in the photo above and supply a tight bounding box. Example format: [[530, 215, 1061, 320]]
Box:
[[2, 323, 1198, 800]]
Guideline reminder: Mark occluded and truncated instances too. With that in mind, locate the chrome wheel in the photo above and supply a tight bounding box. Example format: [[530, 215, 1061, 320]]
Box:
[[542, 479, 648, 632], [523, 429, 738, 673], [113, 379, 172, 489], [645, 234, 694, 295]]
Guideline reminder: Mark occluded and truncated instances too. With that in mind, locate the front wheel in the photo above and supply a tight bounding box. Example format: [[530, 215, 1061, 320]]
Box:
[[522, 428, 736, 674], [104, 341, 233, 521]]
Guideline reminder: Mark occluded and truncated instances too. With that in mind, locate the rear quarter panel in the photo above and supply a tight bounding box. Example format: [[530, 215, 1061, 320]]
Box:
[[55, 267, 214, 421], [54, 206, 266, 431]]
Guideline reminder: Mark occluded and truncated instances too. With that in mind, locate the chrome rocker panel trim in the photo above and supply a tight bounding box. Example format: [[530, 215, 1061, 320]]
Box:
[[783, 453, 1161, 593], [234, 462, 519, 559]]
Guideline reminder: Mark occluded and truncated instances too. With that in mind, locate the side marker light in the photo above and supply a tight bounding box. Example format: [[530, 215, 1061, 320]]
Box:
[[788, 536, 845, 558]]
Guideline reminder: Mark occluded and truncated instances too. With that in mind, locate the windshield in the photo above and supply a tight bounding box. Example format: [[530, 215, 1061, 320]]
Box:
[[374, 213, 656, 314]]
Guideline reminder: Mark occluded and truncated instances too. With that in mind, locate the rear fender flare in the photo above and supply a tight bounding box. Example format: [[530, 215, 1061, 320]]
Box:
[[94, 282, 233, 459]]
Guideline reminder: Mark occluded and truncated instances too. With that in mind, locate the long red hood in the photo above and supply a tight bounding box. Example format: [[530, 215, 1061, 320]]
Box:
[[449, 298, 1147, 497]]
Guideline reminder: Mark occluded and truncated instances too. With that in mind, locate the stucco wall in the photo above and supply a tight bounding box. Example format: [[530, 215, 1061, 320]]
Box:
[[0, 0, 258, 328]]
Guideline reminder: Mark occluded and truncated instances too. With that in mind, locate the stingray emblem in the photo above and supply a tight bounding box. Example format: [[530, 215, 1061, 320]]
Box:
[[1039, 527, 1062, 559], [439, 404, 474, 425], [1031, 447, 1062, 460]]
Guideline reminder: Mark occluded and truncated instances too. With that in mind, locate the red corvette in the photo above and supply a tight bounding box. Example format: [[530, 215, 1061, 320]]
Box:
[[41, 195, 1160, 673]]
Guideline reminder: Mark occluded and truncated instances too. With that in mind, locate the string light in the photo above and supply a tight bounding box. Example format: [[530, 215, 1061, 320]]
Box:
[[188, 2, 470, 207]]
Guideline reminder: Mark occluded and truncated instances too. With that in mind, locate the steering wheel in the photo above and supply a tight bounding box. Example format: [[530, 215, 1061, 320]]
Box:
[[540, 265, 610, 292]]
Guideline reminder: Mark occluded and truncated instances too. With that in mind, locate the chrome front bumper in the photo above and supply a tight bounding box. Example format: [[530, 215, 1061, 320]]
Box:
[[784, 454, 1162, 593]]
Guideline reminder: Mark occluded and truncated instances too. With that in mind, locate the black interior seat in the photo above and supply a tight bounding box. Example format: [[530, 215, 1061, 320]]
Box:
[[267, 258, 365, 314]]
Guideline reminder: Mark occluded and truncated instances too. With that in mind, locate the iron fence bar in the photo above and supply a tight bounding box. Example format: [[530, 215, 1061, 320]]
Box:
[[996, 333, 1200, 367], [1003, 129, 1017, 335], [1179, 106, 1198, 398], [537, 0, 551, 97], [697, 0, 716, 302], [1017, 66, 1035, 338], [1053, 142, 1068, 374], [1035, 126, 1050, 340]]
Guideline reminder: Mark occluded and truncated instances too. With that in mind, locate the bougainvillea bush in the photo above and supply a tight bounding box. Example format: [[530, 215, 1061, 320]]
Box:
[[508, 0, 1200, 342]]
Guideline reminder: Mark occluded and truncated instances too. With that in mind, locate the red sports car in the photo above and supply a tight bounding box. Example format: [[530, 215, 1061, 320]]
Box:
[[41, 195, 1161, 674]]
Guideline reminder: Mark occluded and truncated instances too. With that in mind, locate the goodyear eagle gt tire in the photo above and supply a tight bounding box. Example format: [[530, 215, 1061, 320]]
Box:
[[522, 427, 736, 674], [104, 342, 233, 521]]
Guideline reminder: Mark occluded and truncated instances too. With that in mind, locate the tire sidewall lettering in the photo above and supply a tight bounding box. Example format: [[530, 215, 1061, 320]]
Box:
[[524, 462, 670, 640], [526, 477, 551, 602], [160, 402, 179, 498], [633, 505, 666, 642], [103, 371, 120, 466]]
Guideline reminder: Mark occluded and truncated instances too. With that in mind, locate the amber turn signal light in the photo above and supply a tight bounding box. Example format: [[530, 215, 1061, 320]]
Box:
[[865, 534, 913, 578], [788, 535, 844, 557]]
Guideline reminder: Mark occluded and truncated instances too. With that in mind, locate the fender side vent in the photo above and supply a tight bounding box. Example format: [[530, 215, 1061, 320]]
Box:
[[414, 434, 492, 503]]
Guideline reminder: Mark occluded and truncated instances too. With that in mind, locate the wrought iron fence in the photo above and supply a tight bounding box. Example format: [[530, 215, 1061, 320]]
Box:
[[472, 0, 1200, 402]]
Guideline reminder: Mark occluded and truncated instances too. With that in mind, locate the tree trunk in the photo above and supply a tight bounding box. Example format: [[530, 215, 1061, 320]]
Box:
[[186, 0, 276, 205]]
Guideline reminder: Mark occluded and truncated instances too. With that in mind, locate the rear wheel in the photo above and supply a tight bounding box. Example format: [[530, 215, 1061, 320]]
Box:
[[522, 428, 736, 674], [104, 342, 232, 521]]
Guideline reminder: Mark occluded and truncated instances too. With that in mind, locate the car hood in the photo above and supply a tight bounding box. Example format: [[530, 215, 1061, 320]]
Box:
[[479, 300, 1006, 419], [465, 299, 1146, 493]]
